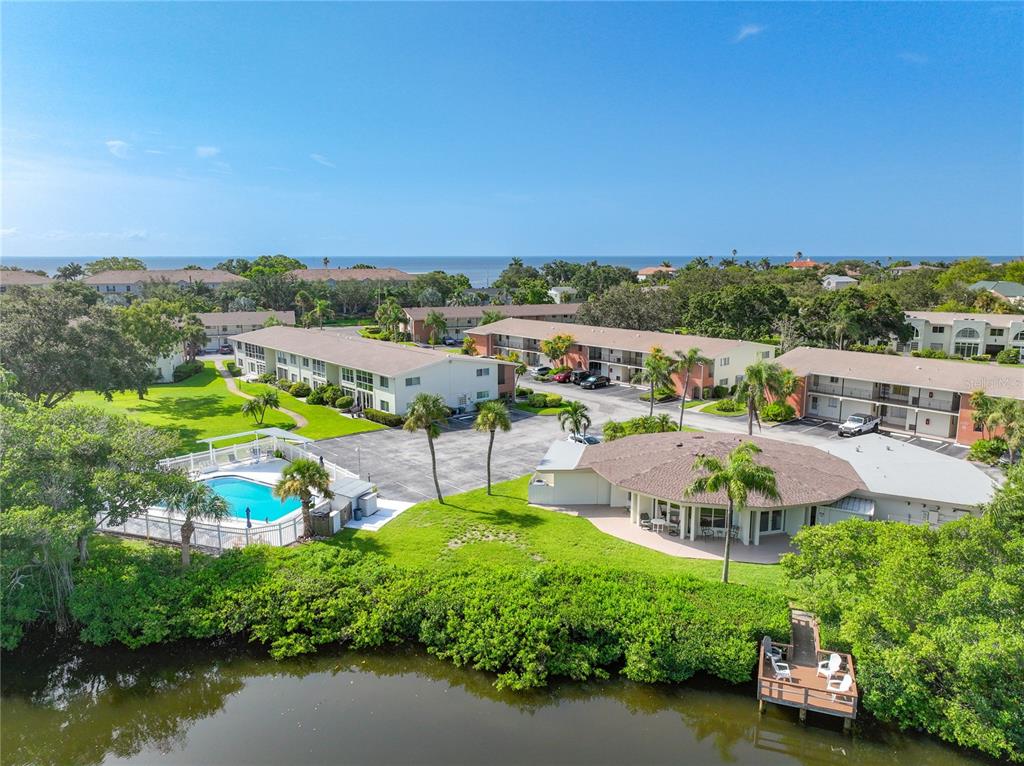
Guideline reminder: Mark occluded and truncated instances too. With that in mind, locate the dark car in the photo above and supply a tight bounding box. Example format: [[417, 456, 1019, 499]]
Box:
[[570, 370, 590, 385], [443, 336, 458, 347], [217, 344, 233, 354], [531, 366, 552, 378], [552, 370, 572, 383], [580, 375, 611, 390]]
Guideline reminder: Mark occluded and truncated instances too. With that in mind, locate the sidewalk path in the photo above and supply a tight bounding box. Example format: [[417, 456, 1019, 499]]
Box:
[[214, 361, 309, 429]]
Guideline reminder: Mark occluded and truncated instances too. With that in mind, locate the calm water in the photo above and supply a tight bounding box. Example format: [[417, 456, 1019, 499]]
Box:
[[5, 254, 1017, 288], [1, 638, 993, 766], [204, 476, 300, 522]]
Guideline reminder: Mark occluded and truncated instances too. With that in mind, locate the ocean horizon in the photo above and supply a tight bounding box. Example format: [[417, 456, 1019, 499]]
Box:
[[3, 253, 1019, 289]]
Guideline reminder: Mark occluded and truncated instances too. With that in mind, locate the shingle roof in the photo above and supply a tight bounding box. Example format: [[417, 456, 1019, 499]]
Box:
[[196, 311, 295, 325], [578, 432, 864, 508], [906, 311, 1024, 329], [638, 266, 676, 275], [403, 303, 581, 321], [969, 280, 1024, 298], [229, 325, 508, 376], [83, 269, 247, 284], [289, 267, 414, 282], [467, 318, 769, 358], [0, 270, 54, 286], [775, 346, 1024, 399]]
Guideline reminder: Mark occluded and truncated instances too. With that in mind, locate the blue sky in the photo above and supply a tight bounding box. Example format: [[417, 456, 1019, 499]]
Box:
[[2, 2, 1021, 261]]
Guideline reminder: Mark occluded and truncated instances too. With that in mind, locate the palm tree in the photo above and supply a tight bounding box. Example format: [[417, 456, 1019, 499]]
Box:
[[322, 257, 330, 268], [557, 400, 592, 439], [735, 361, 786, 435], [425, 310, 448, 345], [654, 413, 675, 433], [970, 390, 995, 440], [180, 317, 207, 362], [309, 298, 334, 329], [480, 309, 506, 326], [404, 392, 449, 503], [374, 297, 404, 340], [241, 390, 280, 425], [498, 351, 527, 392], [672, 348, 711, 429], [633, 347, 673, 417], [660, 260, 673, 268], [166, 482, 230, 567], [539, 333, 576, 368], [294, 289, 314, 325], [685, 441, 780, 584], [986, 398, 1024, 464], [273, 458, 334, 538], [474, 401, 512, 494]]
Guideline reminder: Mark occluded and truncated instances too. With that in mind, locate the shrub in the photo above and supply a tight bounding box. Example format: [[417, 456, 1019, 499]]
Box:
[[527, 393, 549, 408], [760, 402, 796, 422], [172, 360, 205, 382], [970, 354, 992, 362], [289, 382, 311, 398], [544, 394, 563, 407], [912, 348, 951, 359], [552, 365, 571, 374], [363, 408, 404, 427], [996, 347, 1021, 365], [640, 386, 677, 402], [334, 395, 354, 411], [967, 437, 1008, 465], [276, 378, 291, 389], [848, 343, 895, 355], [257, 372, 278, 384], [711, 385, 729, 399], [306, 387, 326, 405], [516, 386, 533, 398], [223, 361, 242, 377], [714, 399, 744, 413]]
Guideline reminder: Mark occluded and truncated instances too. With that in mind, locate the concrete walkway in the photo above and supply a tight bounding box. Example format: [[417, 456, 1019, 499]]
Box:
[[214, 361, 308, 428]]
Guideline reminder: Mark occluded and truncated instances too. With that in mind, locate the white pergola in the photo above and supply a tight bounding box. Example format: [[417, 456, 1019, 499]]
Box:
[[198, 427, 315, 464]]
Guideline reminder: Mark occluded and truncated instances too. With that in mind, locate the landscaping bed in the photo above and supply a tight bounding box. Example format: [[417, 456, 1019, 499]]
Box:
[[239, 381, 385, 440]]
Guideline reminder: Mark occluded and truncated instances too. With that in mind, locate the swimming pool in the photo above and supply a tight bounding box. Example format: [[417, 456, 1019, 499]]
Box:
[[204, 476, 302, 523]]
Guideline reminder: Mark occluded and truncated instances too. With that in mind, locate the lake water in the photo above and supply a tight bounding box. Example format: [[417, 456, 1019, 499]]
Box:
[[0, 638, 994, 766]]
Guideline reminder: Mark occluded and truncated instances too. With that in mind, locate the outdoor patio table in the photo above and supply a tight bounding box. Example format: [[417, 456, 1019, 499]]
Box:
[[651, 518, 667, 533]]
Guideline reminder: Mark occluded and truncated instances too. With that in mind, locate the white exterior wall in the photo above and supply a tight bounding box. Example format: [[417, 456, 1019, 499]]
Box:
[[394, 358, 501, 414], [527, 470, 609, 505], [153, 350, 186, 382], [870, 493, 978, 527]]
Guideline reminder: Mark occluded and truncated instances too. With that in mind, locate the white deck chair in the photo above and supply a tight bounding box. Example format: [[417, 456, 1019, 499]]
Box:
[[771, 657, 793, 682], [828, 673, 853, 700], [817, 652, 842, 680]]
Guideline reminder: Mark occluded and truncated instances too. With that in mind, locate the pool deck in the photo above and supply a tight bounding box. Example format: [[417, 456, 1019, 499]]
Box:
[[344, 499, 414, 531]]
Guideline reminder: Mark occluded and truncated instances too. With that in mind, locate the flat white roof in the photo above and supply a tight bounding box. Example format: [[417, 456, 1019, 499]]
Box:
[[536, 440, 586, 471], [818, 434, 999, 508]]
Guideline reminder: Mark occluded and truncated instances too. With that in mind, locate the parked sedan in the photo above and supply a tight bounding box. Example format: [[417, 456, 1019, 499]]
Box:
[[531, 366, 552, 378], [580, 375, 611, 390], [217, 344, 233, 354], [570, 370, 591, 385], [567, 433, 602, 445], [552, 370, 573, 383]]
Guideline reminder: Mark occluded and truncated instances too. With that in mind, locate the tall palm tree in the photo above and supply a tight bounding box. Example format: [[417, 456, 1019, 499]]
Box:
[[557, 400, 592, 439], [322, 257, 330, 268], [735, 361, 786, 435], [498, 351, 527, 392], [424, 310, 448, 345], [309, 298, 335, 329], [166, 482, 230, 567], [685, 441, 780, 584], [473, 401, 512, 494], [672, 348, 711, 429], [634, 347, 673, 417], [480, 309, 506, 326], [374, 297, 404, 340], [986, 398, 1024, 464], [273, 458, 334, 538], [404, 392, 449, 503], [241, 390, 280, 425], [970, 390, 995, 440]]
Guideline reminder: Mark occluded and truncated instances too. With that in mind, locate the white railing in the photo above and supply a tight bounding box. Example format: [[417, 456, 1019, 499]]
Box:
[[100, 511, 305, 551]]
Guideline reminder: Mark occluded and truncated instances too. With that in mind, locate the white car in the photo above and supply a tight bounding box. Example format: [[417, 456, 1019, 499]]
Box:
[[838, 413, 881, 437], [567, 433, 601, 445]]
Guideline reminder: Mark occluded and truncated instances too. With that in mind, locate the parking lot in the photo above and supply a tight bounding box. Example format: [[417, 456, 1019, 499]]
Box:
[[771, 417, 969, 458]]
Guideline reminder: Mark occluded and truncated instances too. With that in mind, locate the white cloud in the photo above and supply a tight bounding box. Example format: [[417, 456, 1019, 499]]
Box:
[[310, 153, 336, 168], [898, 51, 929, 65], [195, 145, 221, 158], [734, 24, 765, 43], [1, 227, 18, 237], [105, 140, 132, 158], [144, 149, 166, 155]]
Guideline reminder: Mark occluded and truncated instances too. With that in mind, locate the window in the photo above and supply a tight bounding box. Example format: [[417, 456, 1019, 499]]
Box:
[[759, 509, 785, 533], [125, 285, 132, 293], [829, 376, 839, 383], [990, 329, 1004, 337], [719, 378, 728, 387], [290, 354, 297, 364], [312, 359, 326, 375], [812, 375, 820, 386], [477, 390, 489, 400], [827, 398, 839, 409], [932, 326, 945, 334], [1014, 331, 1024, 342], [302, 357, 310, 368], [378, 375, 389, 389], [476, 368, 490, 377], [955, 327, 980, 339], [243, 343, 264, 361], [761, 350, 771, 359], [342, 368, 354, 383], [810, 395, 819, 409], [498, 365, 507, 384], [379, 400, 390, 413], [105, 285, 116, 292], [356, 370, 373, 391], [954, 341, 980, 357], [405, 376, 421, 386], [699, 508, 726, 529], [222, 325, 228, 332], [719, 358, 729, 367]]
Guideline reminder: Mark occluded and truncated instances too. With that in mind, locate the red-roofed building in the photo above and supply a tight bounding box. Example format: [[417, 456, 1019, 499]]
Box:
[[786, 252, 819, 269]]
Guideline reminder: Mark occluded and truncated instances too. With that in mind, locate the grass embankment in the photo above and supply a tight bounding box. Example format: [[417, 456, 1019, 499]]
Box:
[[69, 363, 295, 452], [238, 381, 385, 440], [700, 400, 746, 417]]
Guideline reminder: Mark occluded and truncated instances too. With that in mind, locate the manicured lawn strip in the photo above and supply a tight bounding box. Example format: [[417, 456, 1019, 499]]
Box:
[[67, 363, 295, 452], [335, 476, 790, 596], [701, 400, 746, 417], [685, 398, 715, 408], [514, 402, 570, 416], [238, 381, 385, 440]]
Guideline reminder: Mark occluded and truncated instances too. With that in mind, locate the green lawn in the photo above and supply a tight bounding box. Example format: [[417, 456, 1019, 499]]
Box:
[[701, 400, 747, 417], [68, 363, 296, 452], [334, 476, 790, 596], [514, 402, 571, 416], [238, 381, 385, 440]]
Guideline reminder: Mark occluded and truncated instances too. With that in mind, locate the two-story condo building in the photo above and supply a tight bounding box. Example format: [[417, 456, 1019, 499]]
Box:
[[196, 311, 295, 351], [898, 311, 1024, 357], [0, 270, 55, 292], [466, 319, 775, 396], [774, 346, 1024, 444], [84, 269, 248, 300], [230, 326, 514, 414], [401, 304, 582, 344], [287, 267, 415, 285]]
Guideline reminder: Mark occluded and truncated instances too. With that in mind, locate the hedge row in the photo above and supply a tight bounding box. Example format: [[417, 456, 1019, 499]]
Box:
[[363, 408, 404, 427], [172, 360, 205, 382]]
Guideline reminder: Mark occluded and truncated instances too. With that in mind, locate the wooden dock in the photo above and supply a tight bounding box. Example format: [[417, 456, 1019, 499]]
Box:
[[756, 610, 858, 730]]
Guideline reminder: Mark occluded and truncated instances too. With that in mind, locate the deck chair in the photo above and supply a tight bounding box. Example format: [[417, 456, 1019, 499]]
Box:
[[771, 657, 793, 682], [639, 512, 652, 530], [762, 636, 783, 661], [828, 673, 853, 701], [817, 653, 842, 680]]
